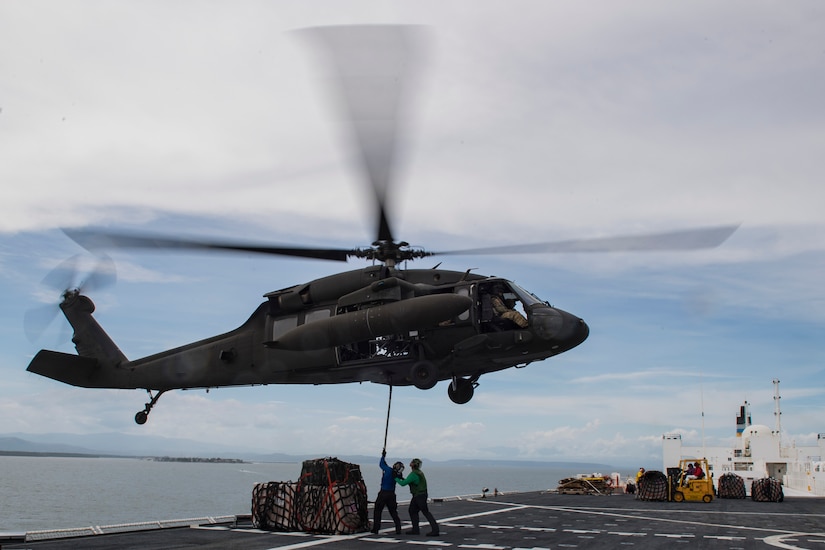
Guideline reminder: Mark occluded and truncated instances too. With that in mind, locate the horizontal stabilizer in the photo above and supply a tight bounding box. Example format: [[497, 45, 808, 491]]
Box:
[[27, 350, 101, 388]]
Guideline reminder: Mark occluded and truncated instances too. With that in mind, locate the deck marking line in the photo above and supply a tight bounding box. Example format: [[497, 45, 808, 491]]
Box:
[[764, 533, 825, 549], [442, 503, 530, 523], [487, 501, 809, 536], [265, 533, 371, 550], [533, 504, 825, 520]]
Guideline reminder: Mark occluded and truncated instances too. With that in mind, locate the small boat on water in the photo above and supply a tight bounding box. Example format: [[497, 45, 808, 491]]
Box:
[[662, 379, 825, 496]]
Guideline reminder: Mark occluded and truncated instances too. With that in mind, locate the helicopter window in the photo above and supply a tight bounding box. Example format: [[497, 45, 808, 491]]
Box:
[[479, 281, 530, 331], [304, 308, 331, 324], [509, 283, 546, 307], [456, 287, 470, 321], [271, 315, 298, 340]]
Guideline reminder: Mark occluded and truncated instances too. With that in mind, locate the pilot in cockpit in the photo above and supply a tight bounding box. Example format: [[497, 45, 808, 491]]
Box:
[[489, 284, 528, 329]]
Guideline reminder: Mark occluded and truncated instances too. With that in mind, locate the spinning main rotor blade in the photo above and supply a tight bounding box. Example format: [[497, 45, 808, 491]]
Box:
[[60, 28, 737, 267], [299, 25, 423, 244], [434, 225, 740, 256], [64, 229, 352, 262]]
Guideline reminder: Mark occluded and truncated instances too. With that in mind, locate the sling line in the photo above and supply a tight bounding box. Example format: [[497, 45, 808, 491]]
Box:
[[382, 382, 393, 453]]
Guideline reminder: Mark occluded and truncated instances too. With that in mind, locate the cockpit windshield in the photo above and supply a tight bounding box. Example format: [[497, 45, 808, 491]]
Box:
[[509, 282, 546, 307]]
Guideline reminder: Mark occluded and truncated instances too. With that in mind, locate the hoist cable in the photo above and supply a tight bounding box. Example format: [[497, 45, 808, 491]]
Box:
[[382, 383, 393, 453]]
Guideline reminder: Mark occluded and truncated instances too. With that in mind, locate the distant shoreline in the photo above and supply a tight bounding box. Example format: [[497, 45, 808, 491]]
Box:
[[149, 456, 246, 463], [0, 451, 246, 463], [0, 445, 635, 471]]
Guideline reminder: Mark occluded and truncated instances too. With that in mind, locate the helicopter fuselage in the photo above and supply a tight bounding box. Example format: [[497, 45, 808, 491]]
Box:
[[27, 265, 588, 422]]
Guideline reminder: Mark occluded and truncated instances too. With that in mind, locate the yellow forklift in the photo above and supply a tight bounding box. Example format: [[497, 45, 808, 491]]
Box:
[[668, 458, 714, 503]]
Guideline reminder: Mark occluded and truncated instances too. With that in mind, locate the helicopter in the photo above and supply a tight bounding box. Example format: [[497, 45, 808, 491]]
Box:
[[25, 26, 737, 424]]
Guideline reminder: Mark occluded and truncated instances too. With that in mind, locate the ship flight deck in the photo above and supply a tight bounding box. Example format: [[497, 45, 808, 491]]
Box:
[[4, 490, 825, 549]]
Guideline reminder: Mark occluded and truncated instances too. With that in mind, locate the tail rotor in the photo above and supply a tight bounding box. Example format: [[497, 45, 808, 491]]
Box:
[[24, 254, 117, 344]]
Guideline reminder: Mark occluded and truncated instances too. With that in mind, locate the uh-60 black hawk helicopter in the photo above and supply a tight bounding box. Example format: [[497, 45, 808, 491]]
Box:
[[25, 26, 737, 424]]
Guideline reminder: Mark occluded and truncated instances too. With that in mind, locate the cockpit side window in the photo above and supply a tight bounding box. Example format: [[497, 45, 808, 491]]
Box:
[[479, 280, 530, 331]]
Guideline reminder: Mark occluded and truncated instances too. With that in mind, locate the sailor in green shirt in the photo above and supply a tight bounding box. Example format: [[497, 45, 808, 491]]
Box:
[[396, 458, 439, 536]]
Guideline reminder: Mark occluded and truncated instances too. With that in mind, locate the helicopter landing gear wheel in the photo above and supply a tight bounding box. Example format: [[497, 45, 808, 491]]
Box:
[[448, 376, 477, 404], [410, 361, 438, 390], [135, 389, 167, 425]]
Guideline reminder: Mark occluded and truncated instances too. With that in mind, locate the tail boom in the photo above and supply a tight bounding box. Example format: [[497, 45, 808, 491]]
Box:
[[27, 292, 132, 388], [27, 350, 111, 388]]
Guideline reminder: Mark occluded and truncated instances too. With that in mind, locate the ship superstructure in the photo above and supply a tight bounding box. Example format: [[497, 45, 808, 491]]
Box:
[[663, 380, 825, 496]]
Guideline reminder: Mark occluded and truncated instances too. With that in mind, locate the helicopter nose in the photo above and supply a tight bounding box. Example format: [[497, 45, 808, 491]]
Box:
[[569, 313, 590, 347], [532, 306, 589, 350]]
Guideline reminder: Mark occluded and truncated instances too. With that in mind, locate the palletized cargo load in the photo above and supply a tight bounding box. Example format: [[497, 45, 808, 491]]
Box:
[[297, 480, 369, 534], [717, 473, 747, 499], [252, 481, 300, 531], [751, 478, 784, 502], [557, 476, 613, 495], [251, 457, 370, 535], [299, 456, 365, 486], [638, 470, 669, 501]]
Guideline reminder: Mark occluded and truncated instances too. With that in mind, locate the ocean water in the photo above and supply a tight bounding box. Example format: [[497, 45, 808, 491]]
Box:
[[0, 456, 621, 532]]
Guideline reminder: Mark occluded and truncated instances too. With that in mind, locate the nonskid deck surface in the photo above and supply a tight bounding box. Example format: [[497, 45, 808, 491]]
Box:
[[7, 491, 825, 549]]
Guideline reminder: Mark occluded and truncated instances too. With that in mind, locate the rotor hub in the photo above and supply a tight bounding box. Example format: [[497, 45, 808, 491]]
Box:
[[353, 241, 432, 266]]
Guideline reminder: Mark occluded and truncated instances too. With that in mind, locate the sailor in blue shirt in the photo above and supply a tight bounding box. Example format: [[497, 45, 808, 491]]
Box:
[[372, 451, 403, 534]]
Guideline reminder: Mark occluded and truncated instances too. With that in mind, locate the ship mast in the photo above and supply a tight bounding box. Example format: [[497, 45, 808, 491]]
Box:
[[773, 378, 782, 444], [700, 373, 706, 457]]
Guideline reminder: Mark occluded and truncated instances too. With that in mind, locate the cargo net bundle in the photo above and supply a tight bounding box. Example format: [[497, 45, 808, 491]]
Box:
[[717, 473, 747, 499], [637, 470, 669, 501], [751, 477, 784, 502], [251, 457, 370, 535], [557, 476, 613, 495], [252, 481, 301, 531]]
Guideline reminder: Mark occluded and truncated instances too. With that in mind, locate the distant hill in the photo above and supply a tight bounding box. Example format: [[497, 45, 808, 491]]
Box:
[[0, 433, 363, 462], [0, 432, 256, 458], [0, 433, 634, 470], [0, 436, 99, 455]]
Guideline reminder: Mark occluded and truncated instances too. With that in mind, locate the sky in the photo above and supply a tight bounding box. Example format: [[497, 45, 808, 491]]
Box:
[[1, 1, 824, 468]]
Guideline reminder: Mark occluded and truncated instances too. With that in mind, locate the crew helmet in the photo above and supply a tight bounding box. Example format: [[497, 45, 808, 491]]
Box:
[[392, 461, 405, 477], [410, 458, 422, 469]]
